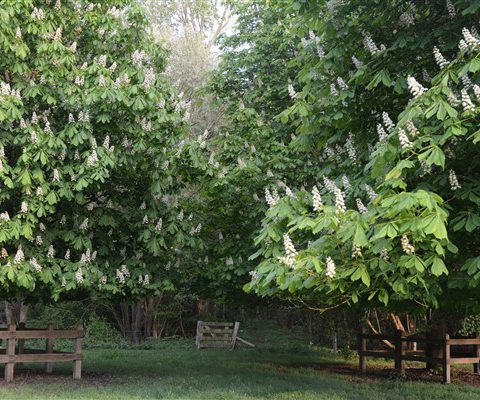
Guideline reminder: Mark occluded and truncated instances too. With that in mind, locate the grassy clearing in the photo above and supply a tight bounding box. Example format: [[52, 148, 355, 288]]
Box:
[[0, 322, 479, 400]]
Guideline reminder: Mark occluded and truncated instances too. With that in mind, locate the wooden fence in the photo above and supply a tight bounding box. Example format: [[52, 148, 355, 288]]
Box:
[[195, 321, 240, 350], [0, 323, 84, 382], [358, 330, 480, 383]]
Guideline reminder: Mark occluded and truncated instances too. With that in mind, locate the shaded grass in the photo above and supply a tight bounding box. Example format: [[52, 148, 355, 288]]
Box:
[[0, 322, 479, 399]]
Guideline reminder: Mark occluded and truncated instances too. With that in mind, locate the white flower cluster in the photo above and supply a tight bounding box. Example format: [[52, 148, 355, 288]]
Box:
[[16, 27, 22, 39], [474, 85, 480, 102], [279, 233, 297, 268], [330, 83, 338, 96], [380, 248, 389, 261], [288, 84, 297, 99], [143, 68, 156, 89], [265, 188, 280, 207], [78, 111, 90, 123], [460, 28, 480, 52], [401, 235, 415, 254], [352, 56, 363, 69], [449, 169, 461, 190], [356, 198, 368, 214], [352, 243, 362, 258], [75, 268, 84, 283], [406, 121, 418, 136], [132, 50, 147, 67], [47, 245, 55, 258], [325, 256, 336, 278], [377, 124, 388, 141], [382, 112, 395, 130], [31, 7, 45, 20], [364, 184, 378, 202], [446, 0, 456, 18], [74, 76, 85, 86], [14, 247, 24, 264], [398, 128, 413, 149], [115, 73, 131, 87], [79, 218, 89, 231], [107, 6, 122, 18], [334, 187, 346, 213], [226, 257, 234, 266], [337, 77, 349, 91], [190, 223, 202, 235], [30, 258, 42, 272], [433, 47, 449, 69], [0, 82, 21, 99], [155, 218, 163, 232], [342, 175, 352, 192], [99, 276, 107, 285], [363, 32, 380, 55], [312, 186, 323, 211], [345, 133, 357, 163], [138, 274, 150, 286], [407, 76, 427, 98], [21, 201, 28, 213], [177, 209, 184, 221], [65, 249, 70, 260], [87, 150, 98, 168], [0, 211, 10, 221], [461, 89, 475, 113]]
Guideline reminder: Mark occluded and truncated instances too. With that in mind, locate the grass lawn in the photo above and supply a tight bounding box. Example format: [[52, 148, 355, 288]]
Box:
[[0, 322, 480, 400]]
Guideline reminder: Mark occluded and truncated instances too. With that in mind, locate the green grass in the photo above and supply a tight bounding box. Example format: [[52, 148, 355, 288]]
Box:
[[0, 322, 480, 400]]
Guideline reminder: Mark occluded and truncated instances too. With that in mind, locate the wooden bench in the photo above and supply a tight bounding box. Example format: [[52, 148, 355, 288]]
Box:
[[0, 323, 84, 382]]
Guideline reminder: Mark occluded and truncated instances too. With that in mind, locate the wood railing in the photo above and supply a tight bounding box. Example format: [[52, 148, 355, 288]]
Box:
[[0, 323, 84, 382], [195, 321, 240, 350], [358, 330, 480, 383]]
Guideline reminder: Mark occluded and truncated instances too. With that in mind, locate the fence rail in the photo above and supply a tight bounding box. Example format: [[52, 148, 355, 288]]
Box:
[[0, 323, 83, 382], [358, 330, 480, 383]]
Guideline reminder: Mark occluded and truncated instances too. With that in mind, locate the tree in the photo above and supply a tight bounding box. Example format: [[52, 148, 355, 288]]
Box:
[[246, 0, 480, 327], [0, 0, 193, 326]]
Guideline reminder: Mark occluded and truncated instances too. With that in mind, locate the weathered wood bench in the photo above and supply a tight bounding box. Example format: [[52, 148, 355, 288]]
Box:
[[0, 323, 84, 382], [195, 321, 255, 350]]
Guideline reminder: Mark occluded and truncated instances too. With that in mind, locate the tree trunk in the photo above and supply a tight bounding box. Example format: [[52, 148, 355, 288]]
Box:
[[425, 315, 446, 370]]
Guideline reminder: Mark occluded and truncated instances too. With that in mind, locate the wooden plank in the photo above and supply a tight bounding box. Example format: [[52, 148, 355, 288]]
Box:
[[199, 343, 231, 349], [73, 324, 83, 379], [45, 324, 53, 373], [17, 322, 25, 369], [5, 324, 16, 382], [450, 357, 480, 365], [199, 322, 234, 327], [236, 336, 255, 348], [230, 322, 240, 350], [0, 353, 80, 363], [198, 337, 232, 342], [359, 332, 367, 373], [195, 321, 202, 349], [394, 330, 405, 374], [474, 335, 480, 374], [360, 333, 396, 341], [201, 328, 233, 334], [449, 338, 480, 345]]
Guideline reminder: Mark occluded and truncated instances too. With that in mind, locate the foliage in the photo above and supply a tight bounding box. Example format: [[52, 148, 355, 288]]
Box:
[[245, 0, 480, 315], [0, 0, 202, 304]]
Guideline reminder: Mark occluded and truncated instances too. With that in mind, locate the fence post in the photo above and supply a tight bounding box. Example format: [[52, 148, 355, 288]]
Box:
[[17, 322, 25, 369], [5, 324, 16, 382], [73, 324, 83, 379], [474, 334, 480, 374], [443, 334, 451, 384], [45, 324, 54, 373], [358, 331, 366, 373], [195, 321, 202, 349], [394, 329, 405, 374]]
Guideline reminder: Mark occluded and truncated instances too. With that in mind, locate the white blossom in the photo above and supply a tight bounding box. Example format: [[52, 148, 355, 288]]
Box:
[[461, 89, 475, 113], [47, 245, 55, 258], [462, 28, 480, 51], [398, 128, 413, 149], [352, 56, 363, 69], [356, 198, 368, 214], [279, 233, 297, 268], [287, 84, 297, 99], [325, 256, 336, 278], [334, 187, 346, 213], [65, 249, 70, 260], [407, 75, 427, 98], [352, 243, 363, 258], [433, 47, 449, 69], [30, 258, 42, 272], [365, 184, 378, 202], [363, 32, 380, 55], [14, 247, 24, 264], [312, 186, 323, 211], [401, 235, 415, 254], [21, 201, 28, 213], [79, 218, 89, 231], [377, 124, 388, 141], [265, 188, 280, 207], [449, 169, 461, 190], [75, 268, 84, 283], [382, 112, 395, 131]]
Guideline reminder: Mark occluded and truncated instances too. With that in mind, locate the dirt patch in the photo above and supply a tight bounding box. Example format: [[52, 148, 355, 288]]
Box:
[[284, 362, 480, 386], [0, 368, 113, 387]]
